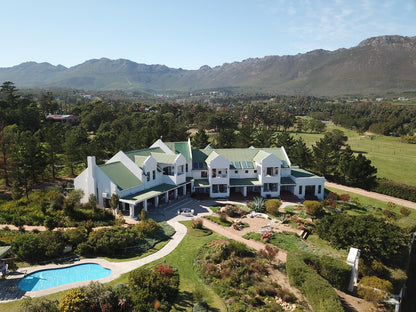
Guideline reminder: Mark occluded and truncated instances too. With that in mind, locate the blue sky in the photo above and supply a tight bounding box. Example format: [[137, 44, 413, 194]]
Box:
[[1, 0, 415, 69]]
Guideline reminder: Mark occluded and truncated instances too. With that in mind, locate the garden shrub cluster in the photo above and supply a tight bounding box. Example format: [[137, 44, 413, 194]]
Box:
[[11, 220, 174, 263], [374, 179, 416, 202], [286, 251, 344, 312], [264, 199, 282, 216], [194, 239, 297, 312], [315, 214, 409, 267]]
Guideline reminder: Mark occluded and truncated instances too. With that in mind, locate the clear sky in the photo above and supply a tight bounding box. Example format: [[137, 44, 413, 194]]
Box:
[[1, 0, 415, 70]]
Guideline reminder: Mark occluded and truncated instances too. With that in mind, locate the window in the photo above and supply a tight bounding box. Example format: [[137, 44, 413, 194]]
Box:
[[266, 167, 273, 176], [186, 164, 188, 172], [147, 172, 150, 181], [318, 185, 322, 193], [212, 185, 219, 193], [235, 170, 238, 174], [201, 171, 207, 178], [245, 170, 248, 174], [218, 170, 222, 174], [212, 169, 217, 178], [254, 170, 257, 173], [152, 170, 156, 180], [299, 185, 303, 194], [270, 183, 278, 191]]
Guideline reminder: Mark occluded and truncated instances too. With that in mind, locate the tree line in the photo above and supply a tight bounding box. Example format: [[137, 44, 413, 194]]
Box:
[[0, 81, 381, 200]]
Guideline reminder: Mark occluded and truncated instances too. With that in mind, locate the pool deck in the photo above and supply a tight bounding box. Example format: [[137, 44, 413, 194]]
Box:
[[0, 197, 216, 302]]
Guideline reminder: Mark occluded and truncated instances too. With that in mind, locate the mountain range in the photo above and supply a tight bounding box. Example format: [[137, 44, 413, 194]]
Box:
[[1, 35, 416, 96]]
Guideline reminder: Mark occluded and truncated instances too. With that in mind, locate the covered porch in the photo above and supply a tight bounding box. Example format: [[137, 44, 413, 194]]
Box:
[[119, 182, 190, 218], [229, 178, 261, 198]]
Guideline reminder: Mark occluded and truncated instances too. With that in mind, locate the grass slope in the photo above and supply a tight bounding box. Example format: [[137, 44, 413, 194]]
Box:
[[293, 124, 416, 186]]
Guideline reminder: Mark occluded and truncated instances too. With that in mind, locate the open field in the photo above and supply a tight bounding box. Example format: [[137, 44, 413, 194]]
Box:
[[293, 124, 416, 186]]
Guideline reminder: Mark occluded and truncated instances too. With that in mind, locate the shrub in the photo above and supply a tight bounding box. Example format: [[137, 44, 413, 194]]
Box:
[[400, 206, 411, 217], [134, 218, 160, 237], [192, 218, 204, 229], [258, 244, 279, 263], [339, 193, 350, 202], [261, 231, 274, 242], [249, 197, 266, 212], [58, 289, 92, 312], [357, 276, 393, 303], [265, 199, 282, 216], [303, 200, 323, 217], [219, 212, 227, 223], [79, 281, 118, 312], [129, 264, 179, 312], [286, 252, 344, 312], [19, 297, 59, 312]]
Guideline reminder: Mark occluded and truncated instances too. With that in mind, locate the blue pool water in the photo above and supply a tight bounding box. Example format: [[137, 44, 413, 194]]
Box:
[[18, 263, 112, 292]]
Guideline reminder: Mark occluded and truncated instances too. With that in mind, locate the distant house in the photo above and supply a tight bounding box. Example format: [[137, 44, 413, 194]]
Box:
[[46, 114, 79, 124], [74, 139, 325, 218]]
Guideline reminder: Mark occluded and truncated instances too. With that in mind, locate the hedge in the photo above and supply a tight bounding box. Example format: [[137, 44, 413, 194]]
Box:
[[286, 251, 345, 312], [374, 179, 416, 202]]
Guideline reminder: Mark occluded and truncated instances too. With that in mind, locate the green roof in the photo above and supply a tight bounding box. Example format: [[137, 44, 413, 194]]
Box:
[[194, 179, 209, 187], [121, 183, 183, 203], [151, 152, 178, 164], [192, 147, 288, 166], [281, 177, 296, 185], [124, 147, 164, 161], [291, 168, 317, 178], [0, 246, 11, 259], [166, 141, 192, 161], [253, 150, 270, 163], [230, 178, 261, 186], [205, 151, 220, 164], [99, 162, 142, 190], [134, 155, 148, 167]]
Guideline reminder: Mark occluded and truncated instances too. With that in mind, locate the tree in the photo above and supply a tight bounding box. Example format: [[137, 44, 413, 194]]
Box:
[[110, 193, 120, 213], [63, 126, 89, 176], [0, 124, 17, 186], [192, 128, 209, 149], [20, 297, 59, 312], [58, 289, 92, 312], [43, 123, 65, 180]]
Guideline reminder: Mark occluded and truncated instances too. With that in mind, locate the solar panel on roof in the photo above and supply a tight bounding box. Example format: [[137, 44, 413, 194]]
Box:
[[233, 161, 241, 169]]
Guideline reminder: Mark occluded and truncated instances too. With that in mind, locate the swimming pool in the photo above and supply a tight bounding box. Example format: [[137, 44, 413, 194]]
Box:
[[18, 263, 112, 292]]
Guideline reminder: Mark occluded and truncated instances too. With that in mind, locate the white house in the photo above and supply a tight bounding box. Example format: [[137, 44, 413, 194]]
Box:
[[74, 139, 325, 217]]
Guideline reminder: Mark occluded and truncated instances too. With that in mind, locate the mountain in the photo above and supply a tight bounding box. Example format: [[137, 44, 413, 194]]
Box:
[[1, 35, 416, 96]]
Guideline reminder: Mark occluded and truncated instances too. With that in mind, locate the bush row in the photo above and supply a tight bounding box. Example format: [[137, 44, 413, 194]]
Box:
[[286, 251, 346, 312], [374, 179, 416, 202], [12, 220, 174, 263]]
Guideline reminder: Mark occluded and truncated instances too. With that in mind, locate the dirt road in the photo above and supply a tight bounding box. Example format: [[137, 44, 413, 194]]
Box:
[[326, 181, 416, 209]]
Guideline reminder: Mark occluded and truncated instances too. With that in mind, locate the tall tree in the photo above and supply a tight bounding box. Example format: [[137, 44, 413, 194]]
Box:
[[63, 126, 89, 176], [192, 128, 209, 149]]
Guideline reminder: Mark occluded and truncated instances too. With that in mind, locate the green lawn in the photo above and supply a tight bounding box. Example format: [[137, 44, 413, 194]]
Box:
[[293, 124, 416, 186], [327, 186, 416, 229]]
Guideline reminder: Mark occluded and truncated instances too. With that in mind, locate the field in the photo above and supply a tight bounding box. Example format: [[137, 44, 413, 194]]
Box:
[[293, 124, 416, 186]]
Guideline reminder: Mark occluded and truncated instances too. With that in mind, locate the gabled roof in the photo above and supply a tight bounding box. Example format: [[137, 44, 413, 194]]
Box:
[[124, 147, 164, 161], [99, 161, 142, 190], [191, 147, 288, 167], [151, 152, 178, 164], [165, 141, 192, 161], [205, 151, 220, 164], [134, 155, 149, 167], [253, 150, 271, 163]]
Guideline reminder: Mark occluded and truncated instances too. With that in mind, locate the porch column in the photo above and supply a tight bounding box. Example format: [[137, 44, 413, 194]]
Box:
[[174, 188, 178, 199], [183, 185, 186, 196], [243, 186, 247, 197], [129, 204, 135, 218], [165, 192, 169, 203], [154, 196, 159, 208], [143, 200, 148, 212]]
